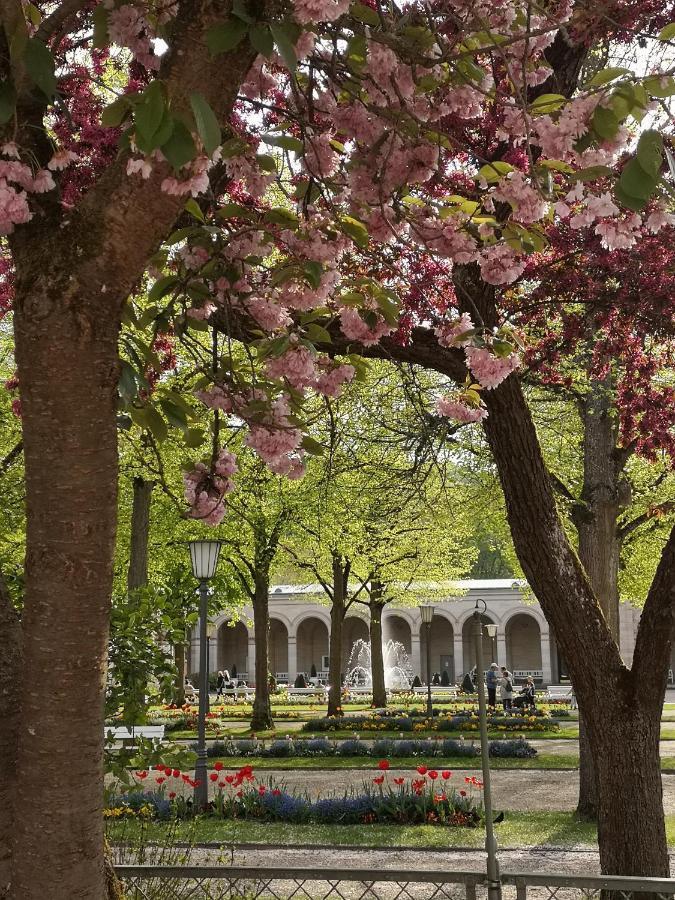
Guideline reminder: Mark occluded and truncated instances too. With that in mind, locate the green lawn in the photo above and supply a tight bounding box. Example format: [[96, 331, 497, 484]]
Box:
[[203, 754, 582, 770], [107, 811, 675, 849], [170, 728, 575, 741]]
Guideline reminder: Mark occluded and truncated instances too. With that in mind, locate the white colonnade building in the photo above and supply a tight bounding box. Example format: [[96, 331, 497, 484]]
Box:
[[190, 578, 642, 687]]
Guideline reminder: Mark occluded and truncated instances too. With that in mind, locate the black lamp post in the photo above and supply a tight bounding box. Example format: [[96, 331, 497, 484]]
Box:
[[188, 539, 222, 810], [419, 604, 434, 718]]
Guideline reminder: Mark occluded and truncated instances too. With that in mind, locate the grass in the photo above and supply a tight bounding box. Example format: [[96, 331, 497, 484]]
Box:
[[107, 811, 675, 849], [170, 728, 575, 741]]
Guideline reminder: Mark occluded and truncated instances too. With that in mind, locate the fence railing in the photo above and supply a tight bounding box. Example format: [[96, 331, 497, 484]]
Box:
[[115, 864, 675, 900]]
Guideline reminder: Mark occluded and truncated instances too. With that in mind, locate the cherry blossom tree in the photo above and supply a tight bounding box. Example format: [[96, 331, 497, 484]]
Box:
[[2, 0, 675, 894]]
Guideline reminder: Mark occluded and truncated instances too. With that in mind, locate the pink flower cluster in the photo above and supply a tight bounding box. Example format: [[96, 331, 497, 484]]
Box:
[[339, 307, 396, 346], [107, 4, 160, 70], [183, 448, 238, 525], [265, 345, 318, 390], [245, 397, 305, 477], [465, 347, 520, 389], [292, 0, 349, 25], [436, 396, 487, 423], [435, 313, 475, 348]]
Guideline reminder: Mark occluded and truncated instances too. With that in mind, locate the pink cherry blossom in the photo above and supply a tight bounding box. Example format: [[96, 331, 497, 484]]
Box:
[[435, 397, 487, 422], [315, 363, 356, 397], [265, 345, 317, 390], [464, 347, 520, 389], [339, 307, 395, 346], [435, 313, 475, 348], [48, 149, 79, 171]]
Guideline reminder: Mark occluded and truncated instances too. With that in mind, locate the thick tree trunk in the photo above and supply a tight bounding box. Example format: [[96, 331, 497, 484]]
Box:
[[0, 576, 21, 897], [573, 377, 624, 819], [251, 576, 273, 731], [127, 476, 153, 592], [174, 641, 187, 706], [327, 554, 346, 717], [9, 280, 121, 899], [369, 590, 387, 708]]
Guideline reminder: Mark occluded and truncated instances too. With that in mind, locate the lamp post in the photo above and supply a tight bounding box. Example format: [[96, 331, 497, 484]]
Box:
[[419, 605, 434, 719], [472, 599, 501, 900], [188, 539, 222, 811]]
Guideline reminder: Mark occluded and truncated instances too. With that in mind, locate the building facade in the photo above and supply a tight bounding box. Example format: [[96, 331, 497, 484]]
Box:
[[191, 579, 642, 686]]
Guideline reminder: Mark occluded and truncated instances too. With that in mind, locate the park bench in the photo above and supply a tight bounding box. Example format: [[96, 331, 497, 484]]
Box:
[[220, 686, 255, 700], [412, 686, 459, 697], [287, 686, 328, 696], [104, 725, 165, 745]]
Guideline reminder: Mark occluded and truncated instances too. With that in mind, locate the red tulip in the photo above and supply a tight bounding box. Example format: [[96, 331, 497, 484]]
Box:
[[460, 790, 467, 797], [209, 773, 218, 782], [172, 769, 180, 778], [428, 770, 438, 780], [169, 792, 176, 799], [272, 788, 281, 796], [378, 760, 390, 770], [373, 775, 385, 785], [153, 764, 165, 772], [219, 781, 227, 788], [416, 765, 427, 775], [214, 761, 224, 771], [155, 777, 166, 785], [135, 771, 148, 779], [258, 785, 266, 795], [393, 777, 404, 786], [442, 771, 451, 780], [225, 775, 234, 784]]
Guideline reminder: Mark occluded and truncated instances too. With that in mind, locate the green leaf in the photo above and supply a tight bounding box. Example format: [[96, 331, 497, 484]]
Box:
[[263, 208, 299, 227], [217, 201, 254, 218], [135, 81, 166, 146], [129, 405, 168, 442], [184, 198, 205, 222], [161, 120, 197, 170], [301, 435, 325, 455], [256, 153, 277, 173], [614, 181, 649, 212], [305, 323, 332, 344], [92, 4, 109, 48], [618, 157, 657, 201], [636, 129, 663, 178], [570, 164, 613, 182], [249, 25, 274, 57], [25, 3, 41, 26], [477, 161, 514, 184], [270, 21, 299, 72], [184, 428, 206, 448], [303, 260, 323, 288], [529, 93, 566, 114], [159, 398, 189, 430], [206, 19, 249, 55], [588, 67, 630, 87], [23, 37, 57, 99], [0, 80, 16, 125], [262, 133, 304, 153], [101, 97, 129, 128], [148, 275, 180, 303], [659, 22, 675, 40], [592, 105, 619, 140], [339, 215, 369, 248], [118, 360, 139, 402], [232, 0, 256, 22], [644, 75, 675, 98], [189, 92, 221, 156], [221, 136, 250, 158], [349, 1, 380, 24]]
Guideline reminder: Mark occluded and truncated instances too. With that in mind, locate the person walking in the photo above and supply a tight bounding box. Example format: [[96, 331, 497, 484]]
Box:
[[215, 670, 226, 700], [486, 663, 499, 708], [500, 666, 514, 711]]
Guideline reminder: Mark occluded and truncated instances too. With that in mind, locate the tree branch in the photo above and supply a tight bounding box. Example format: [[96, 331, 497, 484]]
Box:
[[35, 0, 89, 41]]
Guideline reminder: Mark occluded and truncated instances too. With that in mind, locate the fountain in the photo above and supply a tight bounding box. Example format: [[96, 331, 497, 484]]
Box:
[[345, 638, 413, 690]]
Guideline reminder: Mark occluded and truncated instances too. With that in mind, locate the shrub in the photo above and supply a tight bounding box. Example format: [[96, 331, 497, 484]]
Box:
[[267, 739, 294, 757], [439, 738, 480, 758], [489, 738, 537, 758], [336, 739, 369, 756]]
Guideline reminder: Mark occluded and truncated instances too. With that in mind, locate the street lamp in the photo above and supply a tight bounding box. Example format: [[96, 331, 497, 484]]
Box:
[[472, 599, 501, 900], [419, 605, 434, 719], [188, 539, 222, 810]]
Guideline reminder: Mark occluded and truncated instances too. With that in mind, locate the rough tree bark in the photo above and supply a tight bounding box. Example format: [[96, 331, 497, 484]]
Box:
[[1, 1, 259, 893], [369, 581, 387, 708], [0, 575, 21, 897], [127, 476, 154, 592], [251, 573, 273, 731], [573, 377, 624, 820], [327, 552, 348, 717]]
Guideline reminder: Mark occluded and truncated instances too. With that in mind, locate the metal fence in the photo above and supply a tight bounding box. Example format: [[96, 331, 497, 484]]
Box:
[[115, 865, 675, 900]]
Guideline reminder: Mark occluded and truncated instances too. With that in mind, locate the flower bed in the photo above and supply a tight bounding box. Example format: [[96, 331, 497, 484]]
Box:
[[105, 763, 484, 827], [198, 736, 536, 760], [302, 713, 560, 734]]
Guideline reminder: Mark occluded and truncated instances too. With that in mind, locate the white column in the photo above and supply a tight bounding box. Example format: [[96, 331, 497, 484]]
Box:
[[541, 631, 552, 684], [496, 629, 507, 667], [208, 636, 218, 673], [190, 627, 200, 674], [247, 636, 256, 684], [453, 631, 464, 681], [288, 635, 298, 682], [410, 631, 422, 680]]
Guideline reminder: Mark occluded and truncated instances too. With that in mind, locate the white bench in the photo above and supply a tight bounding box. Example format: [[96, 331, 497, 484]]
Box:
[[546, 685, 573, 700], [104, 725, 165, 743], [287, 686, 328, 696], [413, 686, 458, 697], [219, 687, 255, 700]]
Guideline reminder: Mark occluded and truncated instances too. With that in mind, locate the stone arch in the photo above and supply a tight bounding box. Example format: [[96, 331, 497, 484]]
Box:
[[383, 613, 412, 654], [420, 615, 455, 682], [342, 616, 370, 672], [217, 620, 248, 677], [505, 612, 542, 672], [297, 616, 330, 675], [269, 617, 289, 678]]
